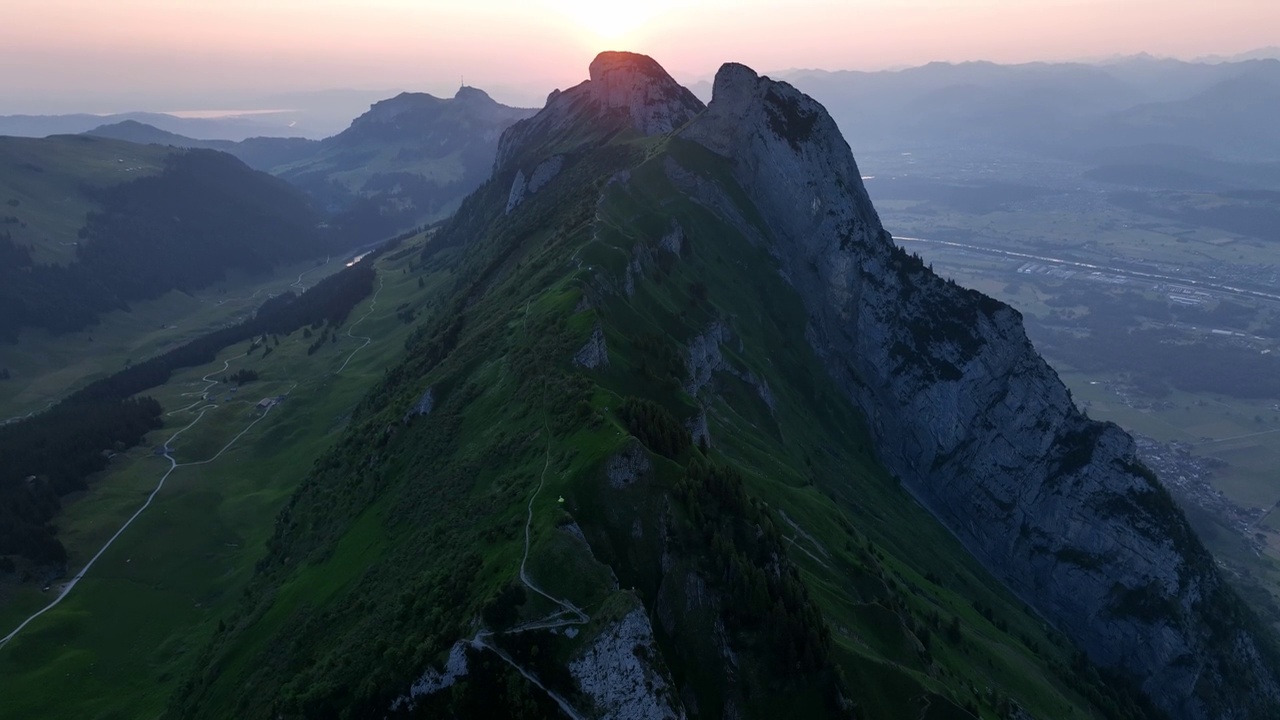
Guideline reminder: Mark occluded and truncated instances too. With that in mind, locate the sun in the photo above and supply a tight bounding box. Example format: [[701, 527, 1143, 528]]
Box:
[[546, 0, 663, 42]]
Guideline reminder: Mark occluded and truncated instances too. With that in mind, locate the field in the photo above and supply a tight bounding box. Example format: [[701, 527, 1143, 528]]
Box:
[[0, 235, 449, 718], [0, 255, 349, 423], [0, 135, 173, 265]]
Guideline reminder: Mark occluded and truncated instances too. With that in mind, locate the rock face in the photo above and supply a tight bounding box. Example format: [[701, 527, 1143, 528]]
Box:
[[506, 154, 565, 214], [403, 386, 434, 423], [389, 642, 470, 712], [568, 607, 686, 720], [494, 51, 705, 172], [606, 444, 651, 489], [683, 321, 731, 397], [574, 323, 610, 369], [679, 62, 1280, 720]]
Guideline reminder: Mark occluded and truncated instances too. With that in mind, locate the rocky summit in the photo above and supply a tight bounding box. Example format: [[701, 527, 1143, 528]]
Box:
[[170, 52, 1280, 720], [494, 50, 704, 171]]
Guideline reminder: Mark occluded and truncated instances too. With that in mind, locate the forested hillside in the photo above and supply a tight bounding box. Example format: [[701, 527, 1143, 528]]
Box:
[[0, 146, 332, 341]]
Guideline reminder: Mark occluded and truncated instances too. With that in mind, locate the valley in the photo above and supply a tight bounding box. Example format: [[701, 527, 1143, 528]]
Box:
[[1, 40, 1278, 720], [0, 234, 448, 717], [0, 254, 347, 423]]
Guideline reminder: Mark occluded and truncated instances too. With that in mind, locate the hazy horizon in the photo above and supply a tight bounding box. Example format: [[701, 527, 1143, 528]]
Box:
[[2, 0, 1278, 115]]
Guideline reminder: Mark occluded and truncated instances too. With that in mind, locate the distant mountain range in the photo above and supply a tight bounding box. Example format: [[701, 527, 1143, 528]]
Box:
[[0, 89, 400, 141], [763, 56, 1280, 161], [88, 87, 537, 241]]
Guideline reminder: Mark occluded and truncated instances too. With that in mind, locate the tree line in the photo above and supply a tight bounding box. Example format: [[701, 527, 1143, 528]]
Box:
[[0, 149, 334, 341], [0, 255, 380, 577]]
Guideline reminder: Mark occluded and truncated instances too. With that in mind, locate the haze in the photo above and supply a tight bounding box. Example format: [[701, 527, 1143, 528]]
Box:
[[2, 0, 1277, 114]]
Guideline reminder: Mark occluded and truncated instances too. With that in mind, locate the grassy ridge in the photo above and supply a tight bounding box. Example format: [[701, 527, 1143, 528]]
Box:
[[160, 126, 1164, 719]]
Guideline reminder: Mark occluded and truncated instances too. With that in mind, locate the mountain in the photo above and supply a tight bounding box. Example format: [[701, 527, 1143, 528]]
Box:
[[1196, 47, 1280, 64], [0, 111, 311, 142], [0, 135, 332, 341], [169, 53, 1280, 719], [1092, 70, 1280, 160], [773, 57, 1280, 161], [273, 86, 537, 240], [86, 120, 319, 170], [86, 88, 539, 243]]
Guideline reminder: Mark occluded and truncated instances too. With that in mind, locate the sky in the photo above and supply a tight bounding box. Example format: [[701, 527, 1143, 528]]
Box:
[[1, 0, 1277, 114]]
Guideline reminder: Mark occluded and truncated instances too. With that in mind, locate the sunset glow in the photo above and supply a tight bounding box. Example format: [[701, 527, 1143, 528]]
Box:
[[1, 0, 1277, 112], [548, 0, 667, 41]]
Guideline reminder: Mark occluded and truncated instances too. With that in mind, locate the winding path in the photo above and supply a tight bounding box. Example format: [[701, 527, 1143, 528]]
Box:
[[0, 400, 280, 648], [1, 400, 56, 427], [1, 261, 386, 650], [335, 275, 386, 374], [448, 300, 591, 717]]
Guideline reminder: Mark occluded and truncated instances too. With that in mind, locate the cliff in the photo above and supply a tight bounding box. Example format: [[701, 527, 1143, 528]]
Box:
[[494, 51, 705, 173], [679, 62, 1280, 720]]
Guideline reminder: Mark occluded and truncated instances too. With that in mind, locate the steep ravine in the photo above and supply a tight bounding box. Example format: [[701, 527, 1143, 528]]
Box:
[[678, 62, 1280, 719]]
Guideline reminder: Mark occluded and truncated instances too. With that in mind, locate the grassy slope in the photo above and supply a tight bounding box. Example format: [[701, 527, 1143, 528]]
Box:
[[586, 138, 1112, 719], [164, 129, 1156, 719], [0, 239, 447, 718], [0, 135, 173, 265], [0, 256, 349, 422], [274, 138, 468, 194]]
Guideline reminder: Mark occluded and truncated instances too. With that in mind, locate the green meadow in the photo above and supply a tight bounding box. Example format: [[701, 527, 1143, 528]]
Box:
[[0, 235, 449, 718]]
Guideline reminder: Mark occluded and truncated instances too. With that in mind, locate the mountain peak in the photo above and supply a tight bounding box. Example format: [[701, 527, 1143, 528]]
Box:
[[583, 51, 704, 135], [453, 85, 495, 104], [493, 51, 704, 171], [587, 50, 671, 84]]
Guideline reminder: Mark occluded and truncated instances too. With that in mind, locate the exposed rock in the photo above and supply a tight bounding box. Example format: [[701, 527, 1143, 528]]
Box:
[[568, 607, 686, 720], [607, 169, 632, 187], [684, 321, 730, 397], [528, 154, 564, 193], [494, 51, 704, 173], [505, 169, 527, 214], [606, 445, 651, 489], [506, 155, 565, 215], [688, 407, 711, 448], [390, 641, 469, 711], [403, 386, 435, 423], [575, 323, 609, 369], [623, 243, 653, 298], [739, 369, 776, 413], [679, 61, 1280, 720], [659, 223, 684, 255]]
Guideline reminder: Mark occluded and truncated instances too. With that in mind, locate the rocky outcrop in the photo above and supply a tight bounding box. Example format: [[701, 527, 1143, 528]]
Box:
[[569, 607, 686, 720], [688, 407, 711, 449], [679, 62, 1280, 720], [494, 51, 705, 172], [659, 223, 684, 255], [574, 323, 610, 369], [684, 322, 731, 397], [403, 386, 435, 423], [506, 155, 565, 214], [505, 169, 528, 214], [623, 243, 653, 297], [390, 642, 470, 712], [606, 444, 651, 489]]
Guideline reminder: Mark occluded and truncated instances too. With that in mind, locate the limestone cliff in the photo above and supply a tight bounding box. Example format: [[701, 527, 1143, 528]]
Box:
[[679, 63, 1280, 720], [493, 51, 705, 173]]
